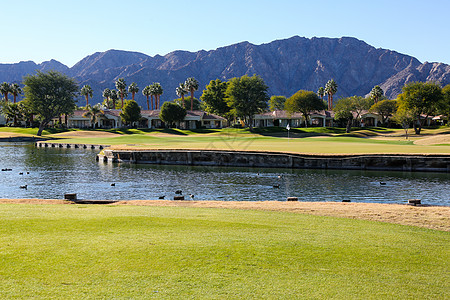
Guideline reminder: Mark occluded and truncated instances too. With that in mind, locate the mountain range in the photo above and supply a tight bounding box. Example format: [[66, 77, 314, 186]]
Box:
[[1, 36, 449, 107]]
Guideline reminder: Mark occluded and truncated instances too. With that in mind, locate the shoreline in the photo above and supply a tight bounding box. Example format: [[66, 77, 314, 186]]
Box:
[[0, 198, 448, 232]]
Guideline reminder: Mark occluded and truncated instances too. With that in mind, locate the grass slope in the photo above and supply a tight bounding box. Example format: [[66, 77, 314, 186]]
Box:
[[0, 204, 448, 299]]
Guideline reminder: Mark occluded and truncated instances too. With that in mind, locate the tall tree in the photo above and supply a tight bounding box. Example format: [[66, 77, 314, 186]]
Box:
[[82, 104, 104, 128], [324, 79, 338, 110], [269, 95, 287, 111], [159, 102, 187, 128], [120, 100, 141, 126], [0, 82, 11, 103], [397, 81, 443, 134], [333, 97, 355, 133], [351, 96, 374, 124], [102, 88, 111, 102], [115, 78, 127, 108], [369, 99, 398, 126], [110, 90, 119, 109], [128, 82, 139, 101], [142, 85, 152, 110], [225, 75, 269, 129], [80, 85, 93, 107], [174, 96, 201, 111], [153, 83, 163, 110], [1, 102, 22, 126], [200, 79, 230, 115], [285, 90, 326, 127], [392, 107, 415, 139], [439, 84, 450, 125], [23, 71, 78, 136], [10, 83, 22, 103], [370, 85, 384, 103], [317, 87, 325, 101], [176, 82, 188, 108], [185, 77, 199, 111]]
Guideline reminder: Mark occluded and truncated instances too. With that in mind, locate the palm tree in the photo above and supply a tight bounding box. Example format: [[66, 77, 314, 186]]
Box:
[[0, 82, 11, 103], [10, 83, 22, 103], [176, 82, 188, 108], [110, 90, 119, 109], [324, 79, 338, 110], [83, 104, 104, 128], [80, 85, 93, 107], [142, 85, 152, 110], [185, 77, 199, 111], [115, 78, 127, 108], [370, 85, 384, 103], [128, 82, 139, 101], [153, 83, 163, 110], [102, 88, 111, 103], [317, 87, 325, 101]]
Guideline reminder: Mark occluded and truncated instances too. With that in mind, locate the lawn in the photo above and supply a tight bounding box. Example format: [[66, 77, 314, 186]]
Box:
[[0, 204, 448, 299], [2, 126, 450, 154]]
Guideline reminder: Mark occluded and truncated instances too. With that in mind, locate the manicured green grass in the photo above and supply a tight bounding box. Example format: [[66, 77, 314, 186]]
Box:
[[0, 204, 448, 299]]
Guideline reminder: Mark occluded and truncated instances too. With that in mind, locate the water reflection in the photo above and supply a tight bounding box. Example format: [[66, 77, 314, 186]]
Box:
[[0, 142, 449, 205]]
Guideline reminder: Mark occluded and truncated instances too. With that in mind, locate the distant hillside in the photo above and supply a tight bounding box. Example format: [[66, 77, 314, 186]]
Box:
[[1, 36, 449, 106]]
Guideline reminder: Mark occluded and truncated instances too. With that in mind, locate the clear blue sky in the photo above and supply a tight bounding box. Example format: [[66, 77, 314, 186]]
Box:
[[3, 0, 449, 67]]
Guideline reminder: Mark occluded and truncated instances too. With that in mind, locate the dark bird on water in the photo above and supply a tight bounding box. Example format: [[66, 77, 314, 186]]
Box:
[[20, 185, 27, 189], [111, 183, 116, 186], [273, 184, 280, 188], [26, 172, 30, 174], [189, 194, 195, 199], [175, 190, 182, 195], [380, 182, 387, 185], [158, 196, 165, 199], [19, 172, 23, 175]]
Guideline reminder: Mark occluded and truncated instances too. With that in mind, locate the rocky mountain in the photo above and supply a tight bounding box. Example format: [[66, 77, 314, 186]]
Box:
[[1, 36, 449, 106]]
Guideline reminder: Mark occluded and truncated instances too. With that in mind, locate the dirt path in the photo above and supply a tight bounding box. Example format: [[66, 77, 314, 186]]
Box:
[[0, 199, 448, 231]]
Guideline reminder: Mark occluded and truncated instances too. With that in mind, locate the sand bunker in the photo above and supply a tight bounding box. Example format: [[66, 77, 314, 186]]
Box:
[[50, 131, 120, 138], [414, 134, 450, 145]]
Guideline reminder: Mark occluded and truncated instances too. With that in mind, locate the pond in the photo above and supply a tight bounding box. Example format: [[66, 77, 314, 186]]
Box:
[[0, 142, 449, 205]]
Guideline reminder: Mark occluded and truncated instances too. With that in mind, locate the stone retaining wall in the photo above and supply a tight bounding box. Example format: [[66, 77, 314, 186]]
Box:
[[98, 149, 450, 172], [36, 141, 108, 150]]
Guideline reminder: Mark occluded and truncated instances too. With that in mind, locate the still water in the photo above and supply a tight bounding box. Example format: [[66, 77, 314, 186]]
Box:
[[0, 143, 449, 205]]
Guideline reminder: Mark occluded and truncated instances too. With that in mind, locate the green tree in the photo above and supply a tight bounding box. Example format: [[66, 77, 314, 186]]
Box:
[[397, 81, 443, 134], [0, 82, 11, 103], [317, 87, 325, 101], [174, 96, 201, 111], [142, 85, 152, 110], [1, 102, 22, 126], [80, 85, 93, 107], [110, 90, 119, 109], [392, 107, 415, 139], [152, 83, 163, 110], [159, 101, 186, 127], [333, 97, 355, 133], [285, 90, 326, 127], [351, 96, 374, 124], [185, 77, 199, 111], [23, 71, 78, 136], [370, 85, 384, 103], [115, 78, 127, 108], [369, 99, 397, 126], [10, 83, 22, 103], [128, 82, 139, 101], [225, 75, 269, 129], [120, 100, 141, 126], [102, 88, 114, 109], [201, 79, 230, 115], [269, 95, 286, 111], [324, 79, 338, 110], [176, 82, 188, 108], [82, 104, 104, 128], [439, 84, 450, 125]]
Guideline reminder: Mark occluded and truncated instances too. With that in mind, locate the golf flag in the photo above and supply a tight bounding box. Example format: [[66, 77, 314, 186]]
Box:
[[286, 124, 290, 130]]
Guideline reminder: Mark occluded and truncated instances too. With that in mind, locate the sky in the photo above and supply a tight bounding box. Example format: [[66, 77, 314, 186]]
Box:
[[2, 0, 450, 67]]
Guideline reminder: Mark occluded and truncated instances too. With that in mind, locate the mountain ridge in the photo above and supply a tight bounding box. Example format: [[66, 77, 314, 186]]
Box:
[[1, 36, 449, 106]]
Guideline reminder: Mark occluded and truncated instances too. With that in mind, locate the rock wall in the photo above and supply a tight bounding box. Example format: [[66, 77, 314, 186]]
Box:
[[98, 149, 450, 173]]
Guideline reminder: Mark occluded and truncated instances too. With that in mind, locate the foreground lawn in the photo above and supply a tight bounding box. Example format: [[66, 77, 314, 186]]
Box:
[[0, 204, 448, 299]]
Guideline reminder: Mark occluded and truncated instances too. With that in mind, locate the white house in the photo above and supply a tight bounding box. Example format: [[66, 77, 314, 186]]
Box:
[[253, 110, 335, 128]]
